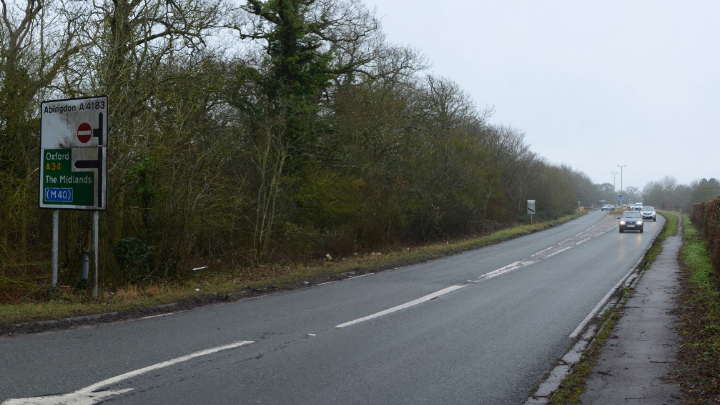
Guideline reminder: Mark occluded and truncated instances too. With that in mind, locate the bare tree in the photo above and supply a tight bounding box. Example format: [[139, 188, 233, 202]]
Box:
[[0, 0, 94, 255]]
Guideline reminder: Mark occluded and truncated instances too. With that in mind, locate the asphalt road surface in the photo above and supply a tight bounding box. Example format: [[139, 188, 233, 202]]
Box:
[[0, 210, 664, 405]]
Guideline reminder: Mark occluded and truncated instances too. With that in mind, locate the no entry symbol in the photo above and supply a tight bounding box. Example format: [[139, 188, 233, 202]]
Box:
[[77, 123, 92, 143]]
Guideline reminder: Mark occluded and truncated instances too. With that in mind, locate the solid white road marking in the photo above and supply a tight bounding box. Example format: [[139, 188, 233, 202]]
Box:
[[335, 285, 466, 328], [2, 340, 254, 405], [569, 254, 646, 339], [318, 272, 375, 286], [348, 273, 375, 279], [140, 312, 181, 320]]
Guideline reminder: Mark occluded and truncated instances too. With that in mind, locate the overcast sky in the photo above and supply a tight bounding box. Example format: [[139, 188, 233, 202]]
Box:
[[362, 0, 718, 192]]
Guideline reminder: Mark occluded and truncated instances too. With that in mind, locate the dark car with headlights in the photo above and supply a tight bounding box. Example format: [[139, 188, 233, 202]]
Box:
[[640, 206, 657, 221], [618, 211, 644, 233]]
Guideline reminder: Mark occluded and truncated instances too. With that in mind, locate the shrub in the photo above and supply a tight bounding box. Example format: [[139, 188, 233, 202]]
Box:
[[113, 237, 155, 284], [691, 196, 720, 287]]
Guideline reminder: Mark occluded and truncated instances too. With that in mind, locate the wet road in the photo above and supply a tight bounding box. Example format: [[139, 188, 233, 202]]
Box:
[[0, 210, 664, 404]]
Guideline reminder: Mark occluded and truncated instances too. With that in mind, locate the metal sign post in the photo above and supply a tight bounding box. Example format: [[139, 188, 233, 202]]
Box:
[[40, 96, 108, 296], [52, 210, 59, 287], [93, 211, 99, 297]]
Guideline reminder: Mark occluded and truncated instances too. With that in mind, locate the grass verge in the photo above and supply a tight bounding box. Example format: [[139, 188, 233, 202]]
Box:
[[675, 214, 720, 404], [640, 211, 679, 270], [0, 212, 585, 328], [546, 210, 678, 404]]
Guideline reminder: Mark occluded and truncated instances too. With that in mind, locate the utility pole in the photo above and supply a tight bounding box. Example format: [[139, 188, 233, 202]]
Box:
[[611, 171, 617, 192], [617, 165, 626, 207]]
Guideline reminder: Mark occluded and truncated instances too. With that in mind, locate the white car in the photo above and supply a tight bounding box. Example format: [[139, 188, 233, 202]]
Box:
[[640, 206, 657, 221], [601, 204, 614, 211]]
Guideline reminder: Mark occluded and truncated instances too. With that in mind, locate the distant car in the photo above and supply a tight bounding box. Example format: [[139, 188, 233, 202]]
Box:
[[618, 211, 644, 233], [601, 204, 614, 211], [634, 203, 643, 211], [640, 206, 657, 221]]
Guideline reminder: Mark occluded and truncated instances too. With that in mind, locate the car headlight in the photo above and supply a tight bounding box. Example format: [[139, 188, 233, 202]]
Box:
[[637, 220, 643, 225], [620, 221, 626, 225]]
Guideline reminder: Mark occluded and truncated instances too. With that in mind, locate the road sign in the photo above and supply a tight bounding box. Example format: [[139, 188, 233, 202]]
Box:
[[77, 122, 92, 143], [39, 96, 108, 210], [618, 194, 623, 200], [527, 200, 536, 215]]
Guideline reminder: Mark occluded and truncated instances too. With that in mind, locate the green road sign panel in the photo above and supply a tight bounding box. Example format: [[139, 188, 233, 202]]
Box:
[[39, 96, 108, 210], [41, 148, 100, 207]]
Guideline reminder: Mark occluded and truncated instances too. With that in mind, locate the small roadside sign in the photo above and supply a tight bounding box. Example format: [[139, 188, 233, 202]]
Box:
[[528, 200, 536, 224], [39, 96, 108, 210], [618, 194, 623, 200]]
